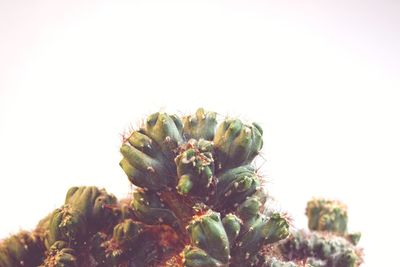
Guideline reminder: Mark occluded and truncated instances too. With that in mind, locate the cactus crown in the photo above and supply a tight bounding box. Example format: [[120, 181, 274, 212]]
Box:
[[119, 108, 288, 266]]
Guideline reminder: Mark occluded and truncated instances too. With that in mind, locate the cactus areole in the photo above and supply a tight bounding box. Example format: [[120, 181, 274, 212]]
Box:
[[0, 108, 361, 267]]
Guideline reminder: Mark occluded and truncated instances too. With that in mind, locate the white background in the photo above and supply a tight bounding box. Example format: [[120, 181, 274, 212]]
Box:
[[1, 1, 399, 266]]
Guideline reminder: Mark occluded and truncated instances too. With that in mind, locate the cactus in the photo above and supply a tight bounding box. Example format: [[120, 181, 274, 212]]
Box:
[[41, 241, 78, 267], [0, 108, 362, 267], [89, 219, 167, 267], [175, 139, 215, 196], [306, 198, 348, 235], [118, 108, 290, 266], [44, 186, 117, 250], [276, 198, 363, 267], [0, 231, 44, 267], [261, 257, 303, 267]]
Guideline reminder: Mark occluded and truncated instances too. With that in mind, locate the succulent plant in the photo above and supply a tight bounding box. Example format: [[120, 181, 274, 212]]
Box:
[[261, 257, 301, 267], [0, 108, 362, 267], [0, 231, 44, 267], [306, 199, 348, 235], [44, 186, 117, 250], [41, 241, 78, 267], [276, 198, 363, 267], [119, 108, 289, 266]]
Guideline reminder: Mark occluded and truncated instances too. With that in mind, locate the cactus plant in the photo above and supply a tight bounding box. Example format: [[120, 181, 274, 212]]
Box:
[[306, 198, 348, 235], [119, 108, 289, 266], [276, 198, 363, 267], [0, 108, 362, 267], [0, 231, 44, 267], [41, 241, 78, 267]]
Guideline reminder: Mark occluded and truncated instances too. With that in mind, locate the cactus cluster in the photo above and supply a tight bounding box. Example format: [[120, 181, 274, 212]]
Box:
[[0, 108, 362, 267], [118, 108, 289, 266], [273, 198, 363, 267]]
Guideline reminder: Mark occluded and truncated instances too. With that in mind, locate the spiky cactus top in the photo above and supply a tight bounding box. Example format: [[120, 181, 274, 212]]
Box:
[[119, 108, 289, 266]]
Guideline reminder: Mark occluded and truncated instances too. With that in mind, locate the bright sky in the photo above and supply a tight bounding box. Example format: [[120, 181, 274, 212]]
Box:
[[1, 1, 399, 266]]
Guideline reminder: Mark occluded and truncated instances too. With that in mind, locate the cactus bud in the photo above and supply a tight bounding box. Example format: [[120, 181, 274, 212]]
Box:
[[214, 166, 260, 213], [187, 211, 230, 264], [346, 232, 361, 246], [306, 198, 348, 234], [142, 112, 183, 160], [231, 212, 289, 264], [182, 246, 224, 267], [176, 139, 215, 196], [236, 196, 261, 224], [214, 119, 263, 170], [65, 186, 116, 228], [131, 190, 179, 229], [221, 214, 241, 246], [41, 241, 78, 267], [46, 205, 87, 248], [112, 219, 145, 246], [120, 132, 171, 190], [182, 108, 218, 141]]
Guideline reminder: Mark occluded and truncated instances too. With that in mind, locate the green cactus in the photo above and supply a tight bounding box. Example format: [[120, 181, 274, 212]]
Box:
[[89, 219, 159, 266], [0, 108, 363, 267], [278, 231, 362, 267], [45, 186, 117, 249], [120, 131, 172, 191], [213, 166, 261, 213], [175, 139, 215, 196], [222, 213, 241, 245], [131, 189, 181, 229], [182, 108, 217, 141], [45, 205, 87, 248], [305, 198, 361, 245], [261, 257, 302, 267], [184, 211, 231, 265], [0, 231, 44, 267], [230, 209, 289, 266], [214, 119, 263, 170], [65, 187, 117, 224], [178, 200, 290, 267], [119, 108, 290, 266], [277, 198, 363, 267], [41, 241, 78, 267], [346, 232, 362, 246], [306, 199, 348, 234], [141, 112, 184, 164]]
